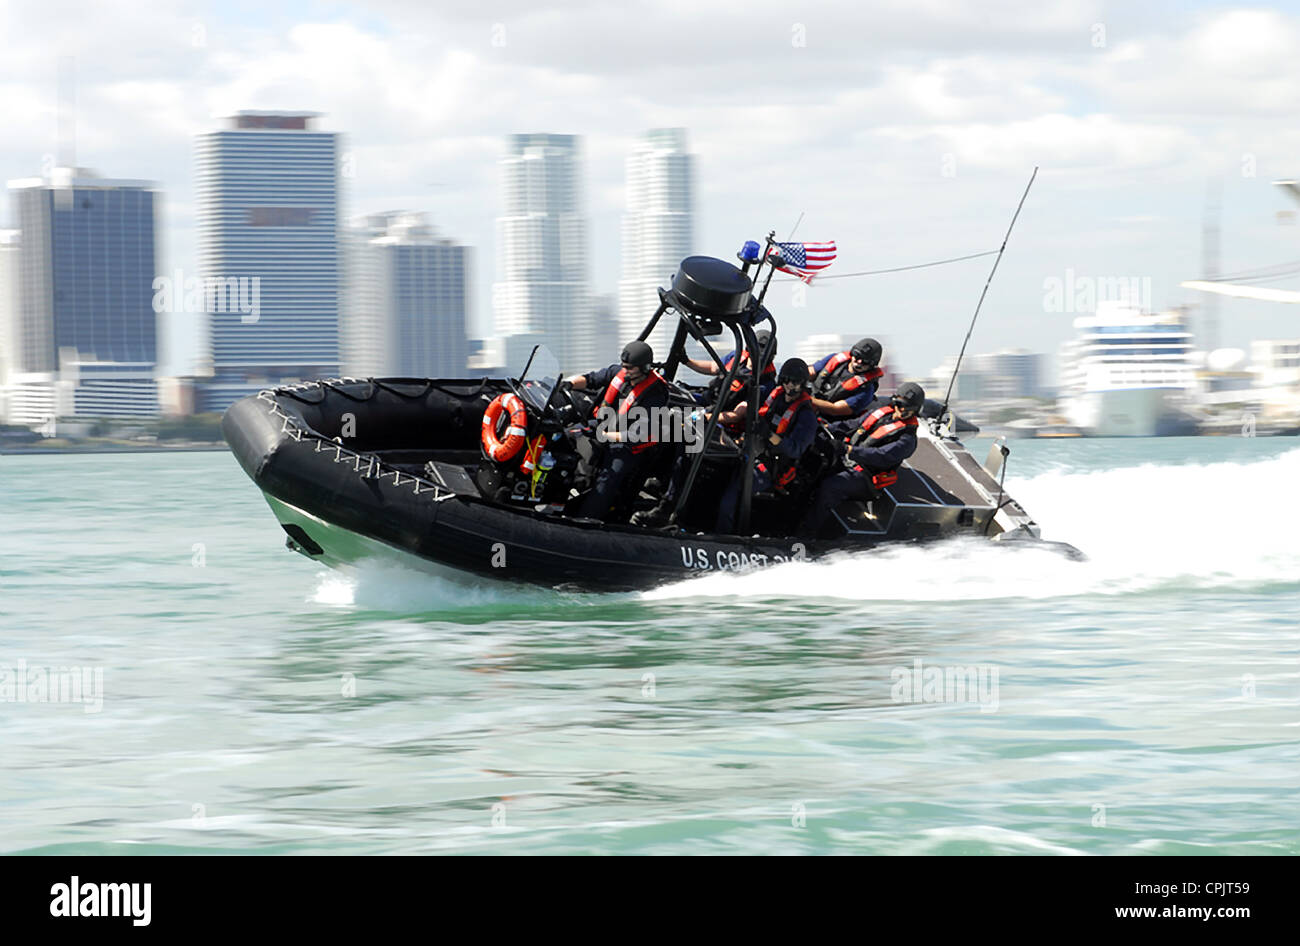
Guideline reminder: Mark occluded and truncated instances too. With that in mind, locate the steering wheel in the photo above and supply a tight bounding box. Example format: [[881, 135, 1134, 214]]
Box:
[[553, 382, 597, 428]]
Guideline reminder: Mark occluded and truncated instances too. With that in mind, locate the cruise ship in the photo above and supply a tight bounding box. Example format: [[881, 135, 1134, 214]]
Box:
[[1059, 302, 1199, 437]]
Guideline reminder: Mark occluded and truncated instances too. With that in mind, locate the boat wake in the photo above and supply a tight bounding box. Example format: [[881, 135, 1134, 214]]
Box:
[[644, 446, 1300, 602], [309, 558, 574, 614]]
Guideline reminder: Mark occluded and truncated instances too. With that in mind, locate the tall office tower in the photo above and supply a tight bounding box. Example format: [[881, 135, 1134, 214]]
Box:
[[5, 168, 159, 422], [345, 212, 470, 378], [0, 230, 17, 421], [0, 231, 16, 386], [196, 111, 341, 411], [589, 292, 619, 366], [492, 133, 593, 374], [618, 128, 693, 359]]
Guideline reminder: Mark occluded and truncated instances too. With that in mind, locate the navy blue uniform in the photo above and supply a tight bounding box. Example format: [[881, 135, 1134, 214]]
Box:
[[797, 408, 918, 538], [577, 365, 669, 522], [696, 348, 776, 409], [715, 391, 817, 534], [655, 351, 773, 515], [811, 351, 879, 415]]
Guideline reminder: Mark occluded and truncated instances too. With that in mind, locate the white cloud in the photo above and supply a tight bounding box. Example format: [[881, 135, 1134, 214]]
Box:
[[879, 113, 1196, 174], [5, 0, 1300, 374]]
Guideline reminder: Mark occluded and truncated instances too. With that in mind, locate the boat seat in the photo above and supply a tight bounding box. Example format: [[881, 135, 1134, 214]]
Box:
[[423, 460, 482, 496]]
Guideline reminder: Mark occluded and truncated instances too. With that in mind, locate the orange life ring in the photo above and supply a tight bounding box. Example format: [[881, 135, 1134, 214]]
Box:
[[481, 393, 529, 463]]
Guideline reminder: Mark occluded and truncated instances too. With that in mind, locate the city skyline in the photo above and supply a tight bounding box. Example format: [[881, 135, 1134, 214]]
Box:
[[0, 140, 1293, 406], [7, 2, 1300, 385]]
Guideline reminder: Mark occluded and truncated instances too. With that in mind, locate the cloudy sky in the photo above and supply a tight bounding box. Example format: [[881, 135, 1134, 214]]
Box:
[[4, 0, 1300, 379]]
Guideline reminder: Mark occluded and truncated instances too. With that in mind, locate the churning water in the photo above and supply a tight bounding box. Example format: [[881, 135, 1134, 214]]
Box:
[[2, 438, 1297, 854]]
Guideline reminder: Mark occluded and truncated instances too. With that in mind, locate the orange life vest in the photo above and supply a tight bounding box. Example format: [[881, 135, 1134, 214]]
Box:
[[813, 351, 884, 402], [722, 349, 777, 394], [754, 389, 813, 488], [757, 387, 813, 436], [846, 405, 918, 485], [593, 367, 667, 454]]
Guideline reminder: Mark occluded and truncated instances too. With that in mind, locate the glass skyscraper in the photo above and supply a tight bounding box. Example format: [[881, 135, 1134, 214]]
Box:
[[0, 230, 17, 389], [196, 111, 341, 411], [492, 133, 594, 374], [345, 212, 470, 378], [619, 128, 693, 361], [4, 168, 159, 421]]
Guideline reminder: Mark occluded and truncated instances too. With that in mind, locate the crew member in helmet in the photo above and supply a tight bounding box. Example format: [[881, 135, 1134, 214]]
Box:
[[682, 329, 777, 432], [797, 381, 925, 539], [715, 357, 818, 534], [564, 340, 669, 521], [808, 336, 885, 417], [629, 330, 777, 528]]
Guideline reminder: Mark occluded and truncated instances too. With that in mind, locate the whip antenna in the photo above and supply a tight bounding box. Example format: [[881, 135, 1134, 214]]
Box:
[[939, 167, 1038, 423]]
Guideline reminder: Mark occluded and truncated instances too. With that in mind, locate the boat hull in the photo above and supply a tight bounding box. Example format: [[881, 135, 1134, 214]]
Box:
[[265, 492, 811, 591], [223, 378, 1071, 591]]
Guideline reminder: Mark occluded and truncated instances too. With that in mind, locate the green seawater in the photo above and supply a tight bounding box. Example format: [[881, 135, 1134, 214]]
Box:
[[1, 438, 1297, 855]]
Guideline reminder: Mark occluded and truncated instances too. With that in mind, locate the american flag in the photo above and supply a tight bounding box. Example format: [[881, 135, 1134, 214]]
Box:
[[769, 240, 837, 283]]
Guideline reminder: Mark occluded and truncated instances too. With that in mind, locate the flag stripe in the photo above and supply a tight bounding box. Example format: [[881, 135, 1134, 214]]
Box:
[[769, 239, 837, 283]]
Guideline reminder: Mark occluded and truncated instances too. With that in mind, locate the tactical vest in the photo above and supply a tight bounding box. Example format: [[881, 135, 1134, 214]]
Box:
[[710, 350, 776, 415], [754, 388, 814, 488], [846, 405, 919, 484], [812, 351, 883, 403], [594, 367, 667, 454]]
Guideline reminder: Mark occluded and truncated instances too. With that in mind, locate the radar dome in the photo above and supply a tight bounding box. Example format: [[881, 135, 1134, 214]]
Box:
[[1207, 348, 1246, 372]]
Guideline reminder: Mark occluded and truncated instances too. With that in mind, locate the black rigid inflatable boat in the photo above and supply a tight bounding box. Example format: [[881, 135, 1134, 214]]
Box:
[[223, 246, 1081, 591]]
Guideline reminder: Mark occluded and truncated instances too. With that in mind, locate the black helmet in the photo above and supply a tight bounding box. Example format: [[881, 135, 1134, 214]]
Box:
[[891, 381, 926, 413], [620, 339, 653, 369], [850, 337, 882, 368], [778, 357, 809, 386], [754, 329, 776, 361]]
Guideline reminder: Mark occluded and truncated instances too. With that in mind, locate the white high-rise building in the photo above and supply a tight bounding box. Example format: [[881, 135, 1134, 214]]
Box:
[[493, 133, 593, 374], [1251, 338, 1300, 385], [196, 111, 341, 411], [1248, 338, 1300, 415], [618, 129, 693, 360], [345, 212, 470, 378]]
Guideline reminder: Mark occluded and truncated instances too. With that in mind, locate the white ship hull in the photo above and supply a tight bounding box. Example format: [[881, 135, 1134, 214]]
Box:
[[1063, 387, 1198, 437]]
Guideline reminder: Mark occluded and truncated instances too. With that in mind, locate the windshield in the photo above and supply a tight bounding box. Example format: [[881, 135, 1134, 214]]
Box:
[[513, 344, 562, 413]]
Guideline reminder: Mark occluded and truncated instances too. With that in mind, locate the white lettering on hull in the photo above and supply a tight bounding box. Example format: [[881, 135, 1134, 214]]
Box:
[[678, 543, 807, 572]]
